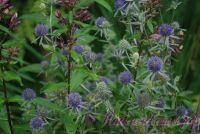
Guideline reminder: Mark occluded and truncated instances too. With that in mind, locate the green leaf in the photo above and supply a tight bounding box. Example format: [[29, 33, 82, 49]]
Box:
[[147, 20, 154, 33], [33, 98, 63, 111], [94, 0, 112, 13], [8, 96, 23, 103], [19, 64, 41, 73], [41, 82, 66, 93], [71, 50, 83, 63], [61, 110, 77, 134], [3, 71, 23, 86], [20, 13, 48, 23], [71, 68, 88, 90]]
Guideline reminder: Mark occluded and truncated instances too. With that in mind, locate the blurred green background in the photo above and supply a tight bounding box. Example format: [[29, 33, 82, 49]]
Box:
[[11, 0, 200, 100]]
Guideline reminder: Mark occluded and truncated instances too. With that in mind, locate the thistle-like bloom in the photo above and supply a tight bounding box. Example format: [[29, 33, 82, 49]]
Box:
[[159, 24, 173, 36], [72, 45, 84, 54], [67, 92, 82, 109], [114, 0, 126, 10], [84, 52, 96, 63], [96, 53, 103, 61], [119, 71, 132, 85], [22, 88, 36, 101], [30, 116, 44, 130], [155, 99, 165, 108], [136, 92, 151, 107], [176, 106, 192, 117], [37, 107, 49, 118], [98, 76, 109, 85], [35, 23, 48, 37], [40, 61, 49, 70], [95, 17, 106, 28], [147, 56, 163, 73], [119, 39, 130, 50]]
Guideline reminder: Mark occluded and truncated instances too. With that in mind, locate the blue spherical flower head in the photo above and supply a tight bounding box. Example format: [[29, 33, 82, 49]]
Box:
[[98, 76, 109, 85], [176, 106, 192, 117], [72, 45, 84, 54], [115, 0, 126, 11], [35, 23, 48, 37], [119, 71, 132, 85], [159, 24, 173, 36], [22, 88, 36, 101], [95, 17, 106, 28], [147, 56, 163, 73], [67, 92, 82, 109], [30, 116, 44, 130]]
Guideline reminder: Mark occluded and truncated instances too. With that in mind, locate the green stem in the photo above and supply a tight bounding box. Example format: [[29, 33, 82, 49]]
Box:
[[0, 46, 14, 134]]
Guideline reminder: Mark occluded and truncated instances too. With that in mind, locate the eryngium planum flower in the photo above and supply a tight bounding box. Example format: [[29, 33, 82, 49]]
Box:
[[84, 52, 96, 63], [72, 45, 84, 54], [30, 116, 44, 130], [98, 76, 109, 85], [95, 16, 106, 28], [147, 56, 163, 73], [176, 106, 192, 117], [37, 107, 49, 118], [119, 71, 132, 85], [22, 88, 36, 101], [35, 23, 48, 37], [114, 0, 125, 10], [159, 24, 173, 36], [67, 92, 82, 109], [136, 92, 151, 107]]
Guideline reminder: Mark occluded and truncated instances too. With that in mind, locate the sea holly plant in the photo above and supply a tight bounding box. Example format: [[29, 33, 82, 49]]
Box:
[[0, 0, 199, 134]]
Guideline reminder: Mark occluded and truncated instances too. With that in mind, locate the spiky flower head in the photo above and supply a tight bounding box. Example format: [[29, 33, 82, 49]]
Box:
[[176, 106, 192, 117], [96, 53, 103, 61], [72, 45, 84, 54], [40, 61, 49, 70], [119, 39, 130, 50], [37, 107, 49, 118], [95, 82, 112, 100], [96, 82, 108, 91], [119, 71, 132, 85], [35, 23, 48, 37], [136, 92, 151, 107], [147, 56, 163, 73], [155, 99, 165, 108], [115, 0, 126, 11], [57, 59, 65, 66], [67, 92, 82, 109], [30, 116, 44, 130], [84, 52, 96, 63], [98, 76, 109, 85], [22, 88, 36, 101], [95, 16, 110, 28], [159, 24, 173, 36]]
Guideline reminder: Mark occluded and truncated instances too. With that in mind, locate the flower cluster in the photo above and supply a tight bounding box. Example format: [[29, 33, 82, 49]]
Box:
[[22, 88, 36, 101]]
